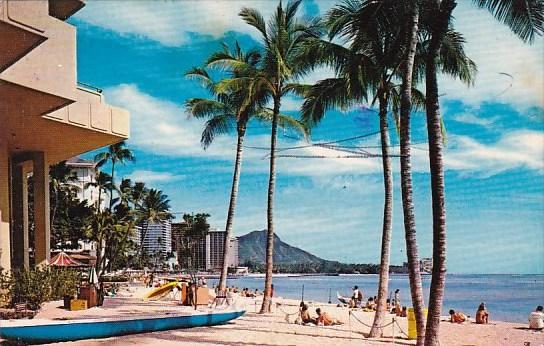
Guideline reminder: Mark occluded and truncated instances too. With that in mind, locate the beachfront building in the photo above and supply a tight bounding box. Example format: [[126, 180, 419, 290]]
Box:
[[174, 225, 239, 271], [65, 156, 101, 207], [207, 228, 226, 270], [0, 0, 130, 269], [140, 220, 172, 255], [227, 237, 239, 268], [420, 257, 433, 274]]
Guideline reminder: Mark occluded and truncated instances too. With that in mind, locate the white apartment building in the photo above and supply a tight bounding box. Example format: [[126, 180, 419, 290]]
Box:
[[226, 237, 239, 268], [141, 220, 172, 255], [65, 156, 100, 207]]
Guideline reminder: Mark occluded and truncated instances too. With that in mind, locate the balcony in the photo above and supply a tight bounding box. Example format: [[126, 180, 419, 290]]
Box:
[[1, 82, 129, 164], [46, 83, 130, 138], [0, 0, 47, 72], [49, 0, 85, 21], [0, 11, 77, 106]]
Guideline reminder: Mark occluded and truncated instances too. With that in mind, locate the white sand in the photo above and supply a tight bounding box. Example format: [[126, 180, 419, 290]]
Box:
[[24, 285, 544, 346]]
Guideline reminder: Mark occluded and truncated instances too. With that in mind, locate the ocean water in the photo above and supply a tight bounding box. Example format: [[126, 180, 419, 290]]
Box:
[[211, 274, 544, 323]]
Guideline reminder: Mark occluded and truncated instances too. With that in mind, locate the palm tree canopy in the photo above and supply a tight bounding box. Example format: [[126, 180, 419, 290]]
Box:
[[239, 0, 324, 95], [85, 171, 113, 193], [186, 41, 308, 148], [300, 0, 417, 129], [138, 188, 173, 224], [473, 0, 543, 43], [94, 140, 135, 169]]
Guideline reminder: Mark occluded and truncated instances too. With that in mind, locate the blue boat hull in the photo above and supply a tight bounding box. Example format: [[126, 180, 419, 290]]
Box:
[[0, 310, 245, 343]]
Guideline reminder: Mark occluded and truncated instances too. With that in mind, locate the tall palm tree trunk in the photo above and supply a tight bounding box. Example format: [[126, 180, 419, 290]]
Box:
[[260, 97, 280, 314], [369, 91, 394, 338], [138, 222, 150, 266], [400, 2, 426, 345], [424, 2, 453, 345], [109, 161, 116, 210], [219, 126, 247, 291]]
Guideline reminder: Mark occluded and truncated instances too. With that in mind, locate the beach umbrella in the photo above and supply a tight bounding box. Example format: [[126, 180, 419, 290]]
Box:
[[50, 251, 85, 267], [88, 266, 99, 285]]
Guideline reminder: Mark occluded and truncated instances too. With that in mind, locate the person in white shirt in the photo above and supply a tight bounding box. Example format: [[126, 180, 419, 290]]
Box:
[[529, 305, 544, 330], [350, 286, 362, 308]]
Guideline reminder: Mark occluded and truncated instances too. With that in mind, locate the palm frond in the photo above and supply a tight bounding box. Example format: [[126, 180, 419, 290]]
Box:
[[239, 7, 269, 45], [185, 67, 214, 91], [301, 77, 361, 130], [473, 0, 544, 43], [185, 98, 231, 120], [254, 109, 309, 139], [201, 114, 236, 149], [439, 29, 478, 86]]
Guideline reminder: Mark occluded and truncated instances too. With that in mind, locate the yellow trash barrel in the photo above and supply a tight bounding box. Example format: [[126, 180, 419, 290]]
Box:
[[407, 308, 428, 340]]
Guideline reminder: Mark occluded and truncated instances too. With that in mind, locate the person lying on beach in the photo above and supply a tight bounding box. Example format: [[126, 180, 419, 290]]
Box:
[[449, 309, 467, 323], [316, 308, 342, 326], [475, 303, 489, 324], [529, 305, 544, 330]]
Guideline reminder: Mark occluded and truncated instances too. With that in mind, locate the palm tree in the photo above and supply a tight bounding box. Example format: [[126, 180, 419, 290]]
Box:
[[85, 171, 113, 210], [398, 1, 427, 343], [301, 0, 424, 337], [94, 140, 135, 210], [136, 188, 173, 264], [237, 0, 322, 313], [186, 42, 307, 292], [49, 161, 79, 237], [420, 1, 541, 345]]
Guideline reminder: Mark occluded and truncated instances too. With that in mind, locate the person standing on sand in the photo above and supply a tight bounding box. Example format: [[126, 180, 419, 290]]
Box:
[[350, 286, 362, 308], [475, 302, 489, 324], [394, 289, 401, 313], [529, 305, 544, 330]]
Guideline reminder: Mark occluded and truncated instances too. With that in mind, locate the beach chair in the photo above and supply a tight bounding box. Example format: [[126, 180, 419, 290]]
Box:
[[14, 302, 35, 318]]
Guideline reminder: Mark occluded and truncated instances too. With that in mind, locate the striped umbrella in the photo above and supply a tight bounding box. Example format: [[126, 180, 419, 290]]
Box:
[[50, 251, 85, 267]]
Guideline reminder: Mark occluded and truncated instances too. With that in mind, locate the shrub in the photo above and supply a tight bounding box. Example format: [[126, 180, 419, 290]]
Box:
[[7, 267, 81, 311]]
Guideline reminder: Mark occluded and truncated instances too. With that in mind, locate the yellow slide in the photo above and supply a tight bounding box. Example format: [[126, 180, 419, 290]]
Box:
[[143, 281, 179, 301]]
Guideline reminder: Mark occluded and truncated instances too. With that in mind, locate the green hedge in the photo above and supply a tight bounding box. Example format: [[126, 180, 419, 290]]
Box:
[[0, 267, 80, 311]]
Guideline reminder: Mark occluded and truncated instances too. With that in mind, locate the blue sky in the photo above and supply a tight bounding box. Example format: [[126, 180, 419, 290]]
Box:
[[71, 1, 543, 274]]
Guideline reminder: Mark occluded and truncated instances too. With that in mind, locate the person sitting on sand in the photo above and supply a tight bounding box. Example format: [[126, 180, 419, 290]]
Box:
[[449, 309, 467, 323], [299, 304, 316, 324], [529, 305, 544, 330], [475, 302, 489, 324], [365, 297, 376, 311], [316, 308, 342, 326], [386, 298, 391, 311], [400, 306, 407, 317]]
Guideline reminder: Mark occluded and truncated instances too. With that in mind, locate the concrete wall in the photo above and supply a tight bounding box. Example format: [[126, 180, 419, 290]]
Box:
[[0, 143, 11, 270]]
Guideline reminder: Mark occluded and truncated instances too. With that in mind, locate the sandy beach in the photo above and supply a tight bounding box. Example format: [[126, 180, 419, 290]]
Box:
[[22, 285, 543, 346]]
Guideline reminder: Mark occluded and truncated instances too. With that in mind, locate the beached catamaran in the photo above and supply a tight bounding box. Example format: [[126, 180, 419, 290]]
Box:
[[0, 309, 245, 343]]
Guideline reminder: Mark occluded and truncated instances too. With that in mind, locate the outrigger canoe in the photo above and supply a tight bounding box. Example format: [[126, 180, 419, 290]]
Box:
[[0, 309, 245, 343], [337, 291, 351, 305]]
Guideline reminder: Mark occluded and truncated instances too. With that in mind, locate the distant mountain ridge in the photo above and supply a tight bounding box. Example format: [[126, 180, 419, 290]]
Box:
[[238, 230, 325, 264], [237, 230, 408, 274]]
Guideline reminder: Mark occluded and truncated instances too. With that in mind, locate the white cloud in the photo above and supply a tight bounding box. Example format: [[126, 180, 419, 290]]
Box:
[[106, 84, 543, 178], [440, 2, 544, 109], [453, 112, 497, 126], [445, 130, 544, 175], [129, 170, 184, 183], [75, 1, 305, 47], [104, 84, 238, 158]]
